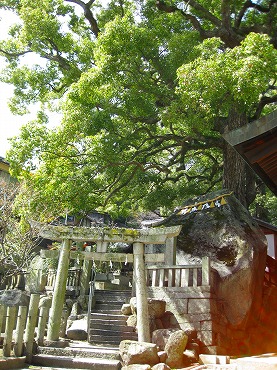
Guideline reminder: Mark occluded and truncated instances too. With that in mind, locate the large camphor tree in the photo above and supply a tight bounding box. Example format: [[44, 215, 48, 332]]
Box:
[[0, 0, 276, 220]]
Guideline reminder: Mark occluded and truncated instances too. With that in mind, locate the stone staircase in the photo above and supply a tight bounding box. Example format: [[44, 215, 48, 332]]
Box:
[[30, 289, 137, 369], [89, 289, 138, 346]]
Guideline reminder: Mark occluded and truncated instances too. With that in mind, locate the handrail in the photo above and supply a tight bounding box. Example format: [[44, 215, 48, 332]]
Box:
[[87, 267, 96, 336]]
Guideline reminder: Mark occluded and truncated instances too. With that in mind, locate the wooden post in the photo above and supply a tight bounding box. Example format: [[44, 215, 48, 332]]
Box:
[[24, 293, 40, 363], [14, 306, 28, 357], [47, 239, 71, 341], [59, 307, 69, 338], [3, 306, 16, 357], [0, 304, 5, 334], [165, 237, 177, 265], [96, 241, 108, 252], [202, 256, 210, 286], [38, 269, 47, 292], [80, 246, 93, 296], [37, 306, 49, 346], [133, 242, 150, 343]]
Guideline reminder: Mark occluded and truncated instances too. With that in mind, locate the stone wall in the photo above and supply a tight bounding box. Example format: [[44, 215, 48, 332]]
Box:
[[148, 286, 220, 354], [148, 285, 254, 356]]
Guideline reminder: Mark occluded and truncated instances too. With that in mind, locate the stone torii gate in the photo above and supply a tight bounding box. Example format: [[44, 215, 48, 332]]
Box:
[[36, 222, 182, 344]]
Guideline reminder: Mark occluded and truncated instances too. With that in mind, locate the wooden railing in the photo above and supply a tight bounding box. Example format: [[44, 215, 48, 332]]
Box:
[[45, 267, 81, 295], [0, 271, 28, 290], [146, 257, 210, 287]]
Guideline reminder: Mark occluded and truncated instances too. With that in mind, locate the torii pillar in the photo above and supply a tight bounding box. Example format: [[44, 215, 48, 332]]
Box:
[[47, 239, 71, 341], [133, 242, 150, 342]]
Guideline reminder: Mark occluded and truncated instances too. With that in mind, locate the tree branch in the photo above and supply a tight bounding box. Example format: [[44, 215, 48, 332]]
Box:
[[235, 0, 277, 30], [65, 0, 100, 37], [252, 94, 277, 121], [221, 0, 231, 30], [156, 0, 242, 47], [0, 48, 32, 58]]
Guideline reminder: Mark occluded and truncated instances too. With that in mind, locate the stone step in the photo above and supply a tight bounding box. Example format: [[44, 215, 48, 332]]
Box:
[[89, 329, 138, 340], [88, 334, 136, 346], [87, 335, 122, 345], [89, 332, 137, 341], [90, 321, 135, 331], [93, 303, 123, 310], [31, 354, 121, 370], [36, 345, 121, 360], [0, 356, 26, 370], [93, 290, 131, 303], [90, 312, 128, 322], [92, 307, 122, 314]]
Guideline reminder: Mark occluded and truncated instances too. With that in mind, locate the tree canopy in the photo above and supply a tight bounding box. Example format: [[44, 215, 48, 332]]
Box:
[[1, 0, 276, 220]]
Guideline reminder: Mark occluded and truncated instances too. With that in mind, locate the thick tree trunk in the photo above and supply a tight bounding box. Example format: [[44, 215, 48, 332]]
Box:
[[222, 110, 256, 208]]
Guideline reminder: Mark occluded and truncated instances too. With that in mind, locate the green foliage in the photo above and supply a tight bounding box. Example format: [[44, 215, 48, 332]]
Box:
[[250, 191, 277, 226], [1, 0, 276, 220], [177, 33, 277, 119], [0, 181, 43, 284]]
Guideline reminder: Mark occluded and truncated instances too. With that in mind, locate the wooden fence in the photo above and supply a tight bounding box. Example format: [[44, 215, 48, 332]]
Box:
[[146, 257, 211, 287], [45, 267, 81, 296], [0, 294, 48, 363]]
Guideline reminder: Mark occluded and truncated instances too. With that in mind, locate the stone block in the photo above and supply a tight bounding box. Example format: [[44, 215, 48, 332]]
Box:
[[180, 320, 200, 331], [200, 320, 212, 331], [199, 330, 217, 346], [148, 286, 213, 300], [199, 354, 230, 365], [187, 313, 212, 322], [170, 299, 188, 314], [188, 298, 211, 314]]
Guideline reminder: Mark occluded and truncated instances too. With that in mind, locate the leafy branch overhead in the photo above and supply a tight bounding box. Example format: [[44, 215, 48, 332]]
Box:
[[1, 0, 276, 219]]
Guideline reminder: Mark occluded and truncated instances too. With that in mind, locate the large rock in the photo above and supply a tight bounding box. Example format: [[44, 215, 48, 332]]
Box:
[[160, 311, 179, 329], [25, 255, 45, 292], [66, 317, 87, 340], [164, 330, 188, 368], [130, 298, 166, 318], [127, 314, 137, 328], [152, 328, 180, 350], [148, 299, 166, 319], [0, 289, 30, 307], [119, 340, 160, 367], [121, 303, 132, 315], [149, 190, 267, 331]]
